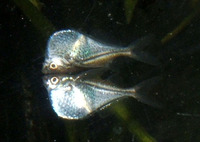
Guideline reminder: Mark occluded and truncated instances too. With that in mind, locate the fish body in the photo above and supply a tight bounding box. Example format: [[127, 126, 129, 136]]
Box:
[[42, 29, 159, 74], [43, 71, 159, 119]]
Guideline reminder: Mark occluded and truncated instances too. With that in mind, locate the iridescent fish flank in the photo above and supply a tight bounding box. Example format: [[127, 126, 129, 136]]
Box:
[[43, 72, 160, 119], [42, 29, 159, 74]]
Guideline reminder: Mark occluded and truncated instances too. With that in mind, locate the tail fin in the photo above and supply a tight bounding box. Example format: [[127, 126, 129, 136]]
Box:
[[128, 35, 161, 66], [127, 76, 162, 108]]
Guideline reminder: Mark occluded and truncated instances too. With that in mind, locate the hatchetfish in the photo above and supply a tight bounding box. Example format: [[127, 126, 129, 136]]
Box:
[[42, 29, 160, 74], [43, 70, 160, 119]]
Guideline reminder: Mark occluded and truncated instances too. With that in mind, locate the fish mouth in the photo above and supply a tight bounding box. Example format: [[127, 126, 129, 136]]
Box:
[[42, 65, 87, 74], [42, 75, 51, 89], [42, 75, 49, 84], [42, 65, 70, 74], [42, 65, 48, 74]]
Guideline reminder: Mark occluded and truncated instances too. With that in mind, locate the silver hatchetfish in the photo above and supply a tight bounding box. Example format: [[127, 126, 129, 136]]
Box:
[[43, 70, 160, 119], [42, 29, 160, 74]]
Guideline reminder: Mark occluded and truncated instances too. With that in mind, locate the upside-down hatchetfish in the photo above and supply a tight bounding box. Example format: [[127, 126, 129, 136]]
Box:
[[43, 70, 160, 119], [42, 29, 160, 74]]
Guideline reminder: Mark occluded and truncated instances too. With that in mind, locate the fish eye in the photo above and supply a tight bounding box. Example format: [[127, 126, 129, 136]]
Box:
[[50, 62, 57, 70], [50, 77, 59, 85]]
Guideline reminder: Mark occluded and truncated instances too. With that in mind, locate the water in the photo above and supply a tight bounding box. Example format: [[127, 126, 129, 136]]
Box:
[[1, 0, 200, 142]]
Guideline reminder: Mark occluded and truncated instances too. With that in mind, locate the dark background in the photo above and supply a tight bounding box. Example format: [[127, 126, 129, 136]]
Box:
[[1, 0, 200, 142]]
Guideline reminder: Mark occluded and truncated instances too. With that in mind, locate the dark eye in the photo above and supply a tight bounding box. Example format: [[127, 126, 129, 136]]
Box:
[[50, 62, 57, 70], [50, 77, 59, 85]]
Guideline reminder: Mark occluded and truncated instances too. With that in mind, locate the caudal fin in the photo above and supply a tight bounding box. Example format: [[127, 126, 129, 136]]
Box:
[[127, 76, 162, 108], [128, 35, 161, 66]]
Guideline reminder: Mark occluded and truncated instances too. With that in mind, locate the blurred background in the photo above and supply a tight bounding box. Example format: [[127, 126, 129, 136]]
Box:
[[1, 0, 200, 142]]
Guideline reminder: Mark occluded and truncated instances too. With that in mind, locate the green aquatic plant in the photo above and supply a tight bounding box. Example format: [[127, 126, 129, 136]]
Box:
[[161, 0, 200, 44], [124, 0, 138, 24], [112, 103, 157, 142], [13, 0, 55, 38]]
